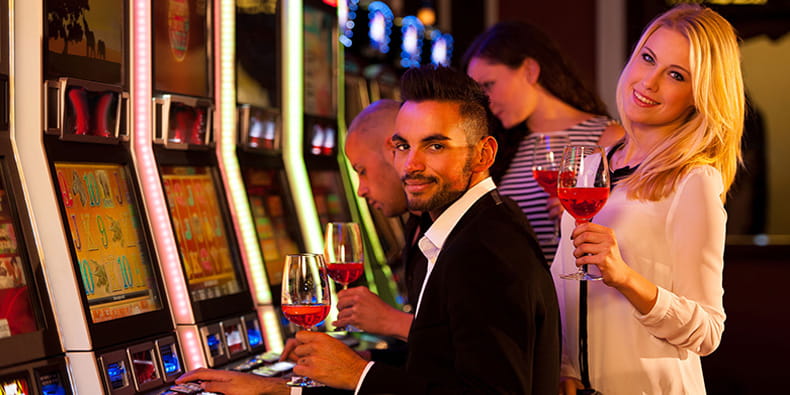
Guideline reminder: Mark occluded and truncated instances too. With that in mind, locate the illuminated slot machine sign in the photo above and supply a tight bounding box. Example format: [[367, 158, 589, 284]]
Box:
[[160, 166, 242, 302], [54, 163, 161, 322], [399, 16, 424, 68], [153, 0, 210, 99], [430, 31, 453, 67], [304, 2, 337, 122], [338, 0, 359, 48], [367, 1, 393, 55]]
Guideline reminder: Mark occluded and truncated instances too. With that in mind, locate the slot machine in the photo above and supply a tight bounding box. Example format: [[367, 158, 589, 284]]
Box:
[[133, 0, 269, 371], [0, 1, 73, 392], [14, 0, 188, 393], [303, 0, 352, 231], [300, 0, 403, 310], [231, 0, 306, 346]]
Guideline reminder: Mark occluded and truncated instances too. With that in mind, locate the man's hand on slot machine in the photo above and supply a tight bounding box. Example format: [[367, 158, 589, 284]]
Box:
[[175, 368, 289, 395]]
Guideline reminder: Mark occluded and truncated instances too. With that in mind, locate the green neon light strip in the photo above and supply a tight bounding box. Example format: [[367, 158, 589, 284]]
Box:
[[336, 41, 401, 307], [217, 0, 271, 305], [283, 0, 323, 254]]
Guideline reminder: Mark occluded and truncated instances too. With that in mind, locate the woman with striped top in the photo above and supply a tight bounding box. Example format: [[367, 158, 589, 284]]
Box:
[[464, 21, 623, 262]]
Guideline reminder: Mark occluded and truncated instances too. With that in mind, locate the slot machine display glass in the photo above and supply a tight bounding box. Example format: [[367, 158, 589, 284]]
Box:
[[0, 178, 37, 338], [53, 163, 162, 323], [159, 166, 244, 302]]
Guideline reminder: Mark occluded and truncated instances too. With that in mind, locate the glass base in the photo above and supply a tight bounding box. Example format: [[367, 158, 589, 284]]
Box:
[[560, 270, 603, 281], [286, 376, 325, 388]]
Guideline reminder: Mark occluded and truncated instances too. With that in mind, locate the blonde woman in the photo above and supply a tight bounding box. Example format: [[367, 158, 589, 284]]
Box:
[[551, 4, 744, 394]]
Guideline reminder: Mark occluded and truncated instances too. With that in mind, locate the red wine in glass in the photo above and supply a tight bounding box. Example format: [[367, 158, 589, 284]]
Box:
[[326, 262, 364, 286], [533, 169, 559, 197], [557, 145, 610, 281], [558, 187, 609, 221], [324, 222, 364, 332], [281, 253, 331, 387], [532, 133, 570, 242], [282, 304, 332, 328]]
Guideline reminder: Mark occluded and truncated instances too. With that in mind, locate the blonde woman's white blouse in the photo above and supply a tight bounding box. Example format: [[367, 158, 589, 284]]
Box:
[[551, 165, 726, 395]]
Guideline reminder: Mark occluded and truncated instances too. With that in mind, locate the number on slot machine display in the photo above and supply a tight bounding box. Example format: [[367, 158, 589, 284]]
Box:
[[70, 214, 82, 250], [97, 170, 114, 207], [84, 172, 101, 207], [97, 216, 109, 248], [57, 171, 74, 208], [80, 259, 95, 295], [113, 171, 124, 205], [119, 256, 133, 289]]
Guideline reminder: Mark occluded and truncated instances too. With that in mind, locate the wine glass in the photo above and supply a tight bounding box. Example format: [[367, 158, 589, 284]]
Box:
[[281, 253, 332, 387], [324, 222, 364, 331], [557, 145, 610, 281], [531, 133, 570, 243]]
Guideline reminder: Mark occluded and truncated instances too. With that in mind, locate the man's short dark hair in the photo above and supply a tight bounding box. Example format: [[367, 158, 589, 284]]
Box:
[[399, 66, 496, 143]]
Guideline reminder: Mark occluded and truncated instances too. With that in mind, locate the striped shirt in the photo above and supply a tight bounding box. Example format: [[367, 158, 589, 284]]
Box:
[[498, 116, 612, 263]]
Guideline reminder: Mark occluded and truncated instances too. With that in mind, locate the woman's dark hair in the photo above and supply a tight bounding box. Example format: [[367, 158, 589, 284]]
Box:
[[462, 21, 608, 117], [462, 21, 610, 182]]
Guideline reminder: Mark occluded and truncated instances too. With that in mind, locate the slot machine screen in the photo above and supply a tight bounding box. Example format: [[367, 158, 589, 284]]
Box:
[[160, 166, 243, 302], [243, 168, 299, 288], [44, 0, 124, 85], [236, 1, 279, 108], [0, 374, 31, 395], [0, 179, 38, 338], [153, 0, 211, 98], [54, 163, 162, 324], [308, 170, 350, 228], [303, 5, 336, 118]]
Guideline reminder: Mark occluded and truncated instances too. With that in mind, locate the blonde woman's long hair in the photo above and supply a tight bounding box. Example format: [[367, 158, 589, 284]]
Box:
[[615, 4, 744, 202]]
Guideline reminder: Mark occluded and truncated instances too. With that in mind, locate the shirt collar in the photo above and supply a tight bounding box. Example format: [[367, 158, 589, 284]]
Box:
[[420, 177, 496, 259]]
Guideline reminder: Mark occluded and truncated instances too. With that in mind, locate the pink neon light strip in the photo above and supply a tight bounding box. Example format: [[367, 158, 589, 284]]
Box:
[[131, 0, 193, 325]]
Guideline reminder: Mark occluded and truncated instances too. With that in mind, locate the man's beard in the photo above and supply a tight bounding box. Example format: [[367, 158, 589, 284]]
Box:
[[404, 158, 473, 213]]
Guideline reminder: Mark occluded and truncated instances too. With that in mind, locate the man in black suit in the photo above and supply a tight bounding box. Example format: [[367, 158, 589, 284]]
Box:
[[291, 66, 560, 394]]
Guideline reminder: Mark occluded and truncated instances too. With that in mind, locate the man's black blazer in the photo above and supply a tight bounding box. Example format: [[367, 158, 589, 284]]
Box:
[[359, 189, 561, 394]]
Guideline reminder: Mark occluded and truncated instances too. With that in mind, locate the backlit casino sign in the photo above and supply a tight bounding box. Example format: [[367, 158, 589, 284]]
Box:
[[168, 0, 190, 61], [400, 16, 424, 68], [368, 1, 393, 54]]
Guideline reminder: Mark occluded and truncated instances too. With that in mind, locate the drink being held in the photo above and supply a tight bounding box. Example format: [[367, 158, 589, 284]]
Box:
[[282, 304, 330, 328], [558, 187, 609, 222], [533, 169, 559, 197], [327, 262, 363, 286], [557, 144, 610, 281]]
